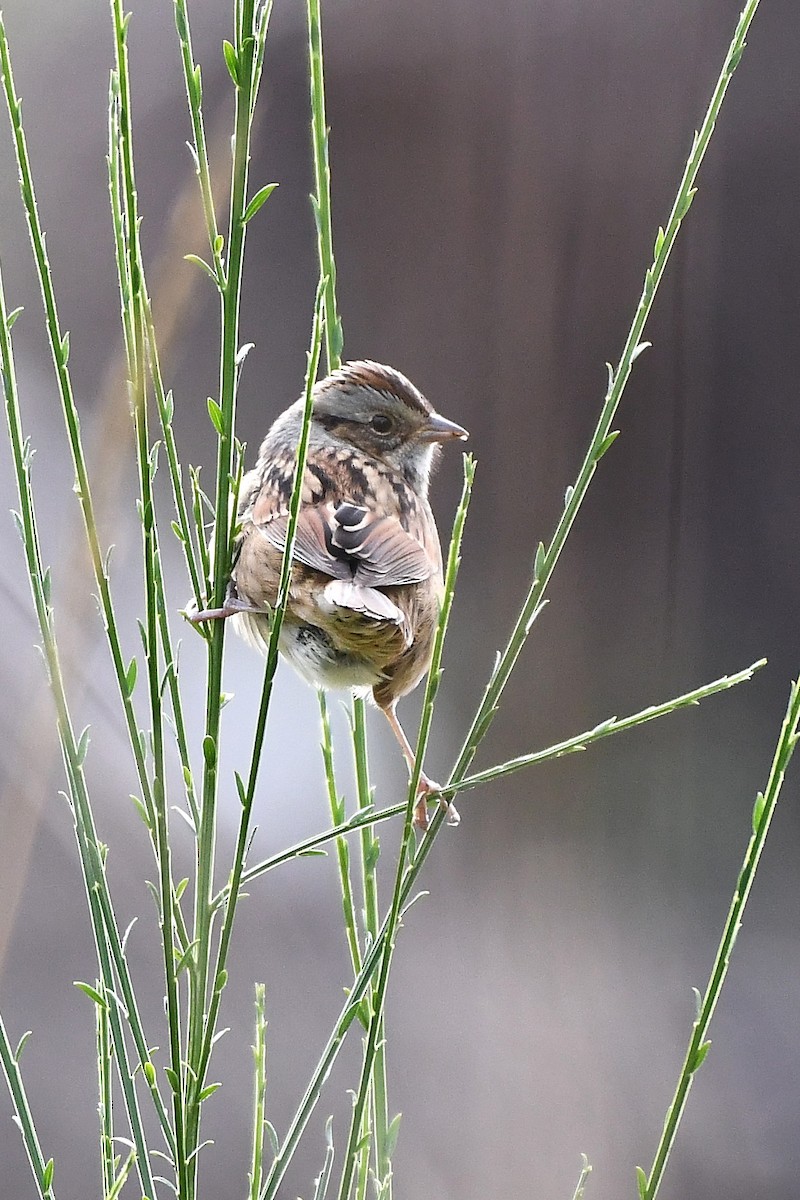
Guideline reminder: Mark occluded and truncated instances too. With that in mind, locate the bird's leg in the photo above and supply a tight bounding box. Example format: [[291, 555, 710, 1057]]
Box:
[[380, 702, 460, 830], [186, 580, 267, 623]]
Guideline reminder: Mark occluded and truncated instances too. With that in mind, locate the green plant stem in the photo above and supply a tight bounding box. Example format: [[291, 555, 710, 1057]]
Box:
[[238, 660, 765, 886], [249, 984, 268, 1200], [308, 0, 342, 372], [639, 677, 800, 1200], [319, 691, 363, 976], [190, 282, 325, 1129], [442, 660, 767, 796], [0, 1016, 56, 1200], [186, 4, 267, 1185], [0, 266, 159, 1196], [0, 10, 155, 828], [335, 455, 474, 1200], [570, 1155, 592, 1200], [446, 0, 762, 799], [109, 5, 188, 1190], [173, 0, 226, 284], [350, 698, 389, 1197], [97, 985, 115, 1199]]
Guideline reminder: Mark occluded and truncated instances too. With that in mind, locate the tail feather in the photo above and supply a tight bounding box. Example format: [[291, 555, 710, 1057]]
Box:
[[323, 578, 405, 627]]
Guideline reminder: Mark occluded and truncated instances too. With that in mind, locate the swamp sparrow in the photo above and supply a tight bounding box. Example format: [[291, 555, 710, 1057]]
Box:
[[192, 360, 468, 828]]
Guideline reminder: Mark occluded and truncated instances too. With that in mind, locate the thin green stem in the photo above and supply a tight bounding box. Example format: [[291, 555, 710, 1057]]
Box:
[[0, 177, 160, 1200], [446, 0, 762, 798], [0, 9, 155, 830], [639, 677, 800, 1200], [191, 281, 326, 1119], [319, 691, 363, 977], [442, 660, 767, 797], [97, 985, 115, 1199], [187, 4, 268, 1183], [570, 1155, 592, 1200], [350, 697, 387, 1197], [237, 662, 766, 886], [335, 456, 474, 1200], [0, 1016, 56, 1200], [307, 0, 342, 373], [249, 984, 268, 1200], [110, 4, 188, 1190], [173, 0, 226, 283]]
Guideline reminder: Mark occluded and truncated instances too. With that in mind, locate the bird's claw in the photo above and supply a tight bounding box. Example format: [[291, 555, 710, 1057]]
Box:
[[412, 777, 460, 831]]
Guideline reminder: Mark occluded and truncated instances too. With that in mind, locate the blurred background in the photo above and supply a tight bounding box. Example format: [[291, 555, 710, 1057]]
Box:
[[1, 0, 799, 1196]]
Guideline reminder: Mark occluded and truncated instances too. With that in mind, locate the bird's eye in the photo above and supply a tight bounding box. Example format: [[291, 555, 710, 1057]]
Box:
[[369, 413, 394, 435]]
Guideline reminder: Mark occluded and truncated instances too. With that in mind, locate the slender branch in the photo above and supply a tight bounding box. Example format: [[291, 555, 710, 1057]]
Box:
[[248, 984, 269, 1200], [0, 1016, 56, 1200], [638, 676, 800, 1200], [443, 660, 767, 797], [191, 280, 326, 1113], [446, 0, 764, 797]]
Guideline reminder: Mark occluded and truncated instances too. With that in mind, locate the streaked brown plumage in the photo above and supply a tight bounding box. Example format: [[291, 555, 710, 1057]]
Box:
[[192, 360, 468, 827]]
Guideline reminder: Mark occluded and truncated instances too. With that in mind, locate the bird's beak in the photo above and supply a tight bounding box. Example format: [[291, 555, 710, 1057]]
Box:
[[420, 412, 469, 443]]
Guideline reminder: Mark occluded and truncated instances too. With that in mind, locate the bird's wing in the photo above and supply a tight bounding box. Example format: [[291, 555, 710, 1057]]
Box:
[[259, 500, 436, 588]]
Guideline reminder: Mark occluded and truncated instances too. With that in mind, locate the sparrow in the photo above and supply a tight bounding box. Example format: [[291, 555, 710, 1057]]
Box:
[[191, 360, 468, 828]]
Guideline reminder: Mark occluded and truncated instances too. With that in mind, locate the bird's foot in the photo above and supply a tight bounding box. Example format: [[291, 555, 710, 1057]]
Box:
[[413, 776, 460, 831], [185, 584, 266, 624]]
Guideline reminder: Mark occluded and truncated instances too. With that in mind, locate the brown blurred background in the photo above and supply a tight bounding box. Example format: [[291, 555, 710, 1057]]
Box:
[[1, 0, 799, 1197]]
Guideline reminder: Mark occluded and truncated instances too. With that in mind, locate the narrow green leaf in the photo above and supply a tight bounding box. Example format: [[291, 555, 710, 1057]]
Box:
[[6, 305, 23, 330], [174, 946, 197, 979], [41, 566, 52, 606], [533, 541, 545, 580], [164, 1066, 181, 1094], [214, 233, 225, 257], [124, 656, 137, 697], [677, 187, 698, 219], [654, 225, 665, 258], [163, 389, 174, 424], [42, 1158, 54, 1193], [59, 330, 70, 365], [174, 3, 187, 40], [202, 734, 217, 768], [385, 1111, 402, 1160], [14, 1031, 32, 1061], [207, 397, 225, 437], [222, 39, 240, 86], [175, 877, 189, 901], [298, 848, 327, 858], [74, 980, 108, 1008], [243, 183, 279, 224], [143, 1060, 156, 1087], [75, 725, 91, 767], [635, 1166, 648, 1200], [192, 63, 203, 104], [171, 520, 186, 543], [691, 1040, 711, 1071], [215, 968, 228, 993], [595, 430, 620, 460], [184, 253, 221, 288], [363, 836, 380, 874], [751, 790, 766, 832], [129, 794, 152, 830], [197, 1082, 222, 1102], [264, 1120, 280, 1159], [234, 771, 248, 806]]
